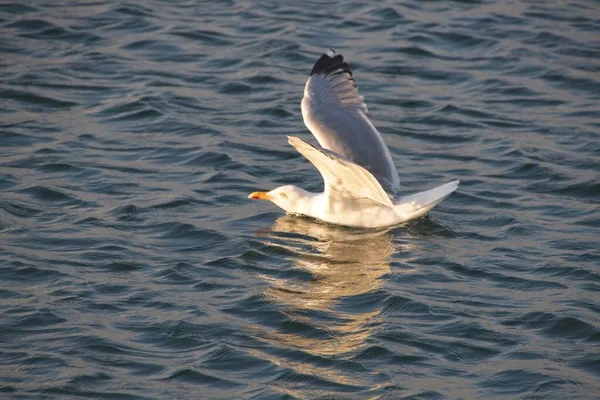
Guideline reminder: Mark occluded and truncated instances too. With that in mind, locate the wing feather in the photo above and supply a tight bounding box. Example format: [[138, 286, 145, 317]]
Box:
[[288, 136, 394, 208], [301, 50, 400, 192]]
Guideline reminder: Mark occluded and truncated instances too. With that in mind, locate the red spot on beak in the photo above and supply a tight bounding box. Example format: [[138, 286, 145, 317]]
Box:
[[248, 191, 270, 200]]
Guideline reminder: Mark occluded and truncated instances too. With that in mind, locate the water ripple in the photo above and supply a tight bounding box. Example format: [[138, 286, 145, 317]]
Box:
[[1, 0, 599, 398]]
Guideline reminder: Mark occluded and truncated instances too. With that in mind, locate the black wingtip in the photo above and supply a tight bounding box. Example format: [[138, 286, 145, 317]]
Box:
[[309, 49, 353, 77]]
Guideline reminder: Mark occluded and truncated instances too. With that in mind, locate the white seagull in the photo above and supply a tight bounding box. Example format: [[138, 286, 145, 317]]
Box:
[[249, 50, 459, 228]]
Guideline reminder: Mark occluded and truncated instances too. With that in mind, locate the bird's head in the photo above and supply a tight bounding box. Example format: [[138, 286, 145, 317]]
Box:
[[248, 185, 309, 213]]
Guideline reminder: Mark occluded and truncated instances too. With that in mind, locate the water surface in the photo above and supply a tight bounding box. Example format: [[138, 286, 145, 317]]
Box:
[[1, 1, 599, 398]]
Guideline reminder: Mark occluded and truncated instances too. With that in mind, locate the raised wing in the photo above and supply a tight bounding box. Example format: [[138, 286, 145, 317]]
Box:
[[301, 50, 400, 192], [288, 136, 394, 208]]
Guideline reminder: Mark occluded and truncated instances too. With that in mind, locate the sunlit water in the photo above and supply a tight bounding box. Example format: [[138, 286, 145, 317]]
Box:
[[1, 1, 599, 399]]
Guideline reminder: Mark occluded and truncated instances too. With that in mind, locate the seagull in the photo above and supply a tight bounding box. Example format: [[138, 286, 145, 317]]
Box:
[[248, 50, 459, 228]]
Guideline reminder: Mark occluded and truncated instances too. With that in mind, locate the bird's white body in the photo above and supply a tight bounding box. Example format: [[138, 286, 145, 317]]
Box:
[[249, 51, 459, 228], [262, 178, 458, 229], [290, 192, 401, 229]]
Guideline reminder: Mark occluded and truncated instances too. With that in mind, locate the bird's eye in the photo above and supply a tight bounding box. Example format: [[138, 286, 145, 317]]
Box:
[[279, 192, 287, 198]]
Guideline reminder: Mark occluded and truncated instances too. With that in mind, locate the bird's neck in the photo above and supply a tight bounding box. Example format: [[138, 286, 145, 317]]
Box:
[[288, 189, 323, 217]]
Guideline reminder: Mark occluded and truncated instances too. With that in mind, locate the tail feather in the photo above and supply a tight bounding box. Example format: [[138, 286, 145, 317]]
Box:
[[394, 180, 459, 220]]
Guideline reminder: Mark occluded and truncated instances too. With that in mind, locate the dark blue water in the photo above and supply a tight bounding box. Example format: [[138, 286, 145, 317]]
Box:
[[1, 1, 599, 399]]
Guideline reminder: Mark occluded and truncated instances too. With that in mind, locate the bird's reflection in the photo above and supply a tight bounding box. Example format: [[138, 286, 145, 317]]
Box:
[[253, 215, 397, 358]]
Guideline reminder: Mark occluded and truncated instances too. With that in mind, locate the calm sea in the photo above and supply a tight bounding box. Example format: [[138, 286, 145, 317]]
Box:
[[1, 1, 599, 399]]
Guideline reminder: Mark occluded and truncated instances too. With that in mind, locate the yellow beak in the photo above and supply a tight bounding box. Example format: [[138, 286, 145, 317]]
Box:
[[248, 191, 271, 200]]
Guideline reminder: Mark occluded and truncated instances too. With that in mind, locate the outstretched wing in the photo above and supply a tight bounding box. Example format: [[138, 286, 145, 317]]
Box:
[[301, 50, 400, 192], [288, 136, 394, 208]]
